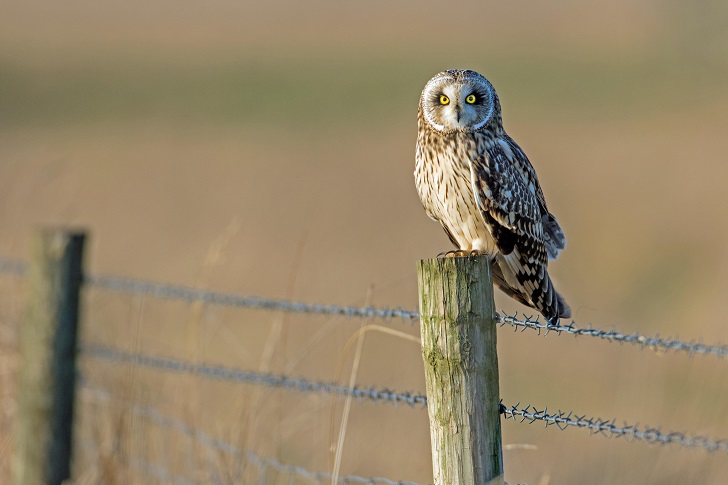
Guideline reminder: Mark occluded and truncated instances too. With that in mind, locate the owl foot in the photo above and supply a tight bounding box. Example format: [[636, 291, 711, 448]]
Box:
[[437, 250, 482, 258]]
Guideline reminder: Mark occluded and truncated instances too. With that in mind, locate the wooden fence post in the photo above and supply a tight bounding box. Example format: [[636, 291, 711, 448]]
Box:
[[14, 229, 86, 485], [417, 256, 503, 485]]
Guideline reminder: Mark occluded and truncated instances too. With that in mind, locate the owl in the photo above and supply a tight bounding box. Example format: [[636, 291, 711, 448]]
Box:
[[414, 69, 570, 323]]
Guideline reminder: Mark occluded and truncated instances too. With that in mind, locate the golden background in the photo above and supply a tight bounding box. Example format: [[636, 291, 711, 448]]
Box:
[[1, 1, 728, 483]]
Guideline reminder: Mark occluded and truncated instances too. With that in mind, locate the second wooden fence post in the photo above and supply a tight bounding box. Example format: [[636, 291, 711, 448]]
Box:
[[13, 230, 85, 485], [417, 256, 503, 485]]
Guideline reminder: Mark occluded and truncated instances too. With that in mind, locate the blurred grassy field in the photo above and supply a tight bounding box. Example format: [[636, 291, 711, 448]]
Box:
[[2, 1, 728, 484]]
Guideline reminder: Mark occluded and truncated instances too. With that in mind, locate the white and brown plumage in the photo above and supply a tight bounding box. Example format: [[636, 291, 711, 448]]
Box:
[[415, 69, 570, 323]]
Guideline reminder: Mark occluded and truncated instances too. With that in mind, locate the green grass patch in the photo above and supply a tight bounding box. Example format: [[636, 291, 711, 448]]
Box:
[[1, 50, 726, 129]]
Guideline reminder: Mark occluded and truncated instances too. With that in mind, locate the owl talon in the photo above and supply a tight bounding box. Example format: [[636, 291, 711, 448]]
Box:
[[437, 250, 471, 258]]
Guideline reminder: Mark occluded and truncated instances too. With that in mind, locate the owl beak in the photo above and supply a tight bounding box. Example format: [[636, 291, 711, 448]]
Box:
[[455, 104, 462, 122]]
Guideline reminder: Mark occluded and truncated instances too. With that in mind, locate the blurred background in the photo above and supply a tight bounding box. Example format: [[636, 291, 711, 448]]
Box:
[[1, 0, 728, 483]]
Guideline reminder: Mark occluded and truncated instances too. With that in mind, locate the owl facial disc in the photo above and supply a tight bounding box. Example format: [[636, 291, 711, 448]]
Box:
[[420, 69, 497, 133]]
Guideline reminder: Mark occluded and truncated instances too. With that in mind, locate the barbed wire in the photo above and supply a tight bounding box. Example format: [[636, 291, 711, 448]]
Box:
[[81, 385, 426, 485], [92, 273, 420, 321], [80, 267, 728, 359], [500, 402, 728, 454], [78, 438, 196, 485], [83, 272, 728, 359], [243, 450, 425, 485], [82, 344, 427, 408], [87, 270, 419, 321], [2, 256, 726, 358], [0, 257, 418, 321], [497, 312, 728, 358], [83, 343, 728, 455]]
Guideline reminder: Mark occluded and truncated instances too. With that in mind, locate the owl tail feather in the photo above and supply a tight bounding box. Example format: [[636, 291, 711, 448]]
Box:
[[491, 264, 530, 306], [554, 288, 571, 320]]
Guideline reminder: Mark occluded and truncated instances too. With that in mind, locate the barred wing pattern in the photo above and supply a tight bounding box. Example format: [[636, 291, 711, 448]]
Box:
[[500, 135, 566, 261]]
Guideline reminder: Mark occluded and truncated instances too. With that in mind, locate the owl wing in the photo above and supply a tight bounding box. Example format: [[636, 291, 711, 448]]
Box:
[[500, 136, 566, 260], [467, 143, 547, 267], [468, 140, 570, 321]]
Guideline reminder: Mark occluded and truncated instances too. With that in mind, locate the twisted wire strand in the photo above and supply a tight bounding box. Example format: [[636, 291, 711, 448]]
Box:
[[82, 344, 427, 408], [496, 312, 728, 358], [81, 385, 425, 485], [86, 272, 420, 322], [0, 257, 418, 321], [243, 451, 424, 485], [2, 256, 726, 357], [500, 402, 728, 453], [0, 257, 26, 276]]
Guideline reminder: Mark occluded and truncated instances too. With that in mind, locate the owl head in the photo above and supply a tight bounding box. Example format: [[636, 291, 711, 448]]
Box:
[[419, 69, 502, 133]]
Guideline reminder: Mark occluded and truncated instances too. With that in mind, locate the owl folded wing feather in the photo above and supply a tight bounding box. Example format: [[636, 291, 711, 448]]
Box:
[[467, 145, 546, 263], [498, 136, 567, 260]]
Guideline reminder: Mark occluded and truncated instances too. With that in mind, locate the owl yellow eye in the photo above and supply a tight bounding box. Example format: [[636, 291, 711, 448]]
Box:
[[466, 94, 477, 104], [439, 95, 450, 105]]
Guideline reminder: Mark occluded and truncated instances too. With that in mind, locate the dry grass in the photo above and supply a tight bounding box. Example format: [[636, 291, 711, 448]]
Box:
[[2, 1, 728, 483]]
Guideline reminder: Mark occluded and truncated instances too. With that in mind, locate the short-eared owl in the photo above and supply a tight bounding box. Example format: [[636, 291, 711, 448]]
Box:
[[415, 69, 570, 323]]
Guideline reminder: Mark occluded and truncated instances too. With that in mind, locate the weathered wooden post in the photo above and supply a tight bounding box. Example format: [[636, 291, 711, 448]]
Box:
[[14, 229, 85, 485], [417, 256, 503, 485]]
